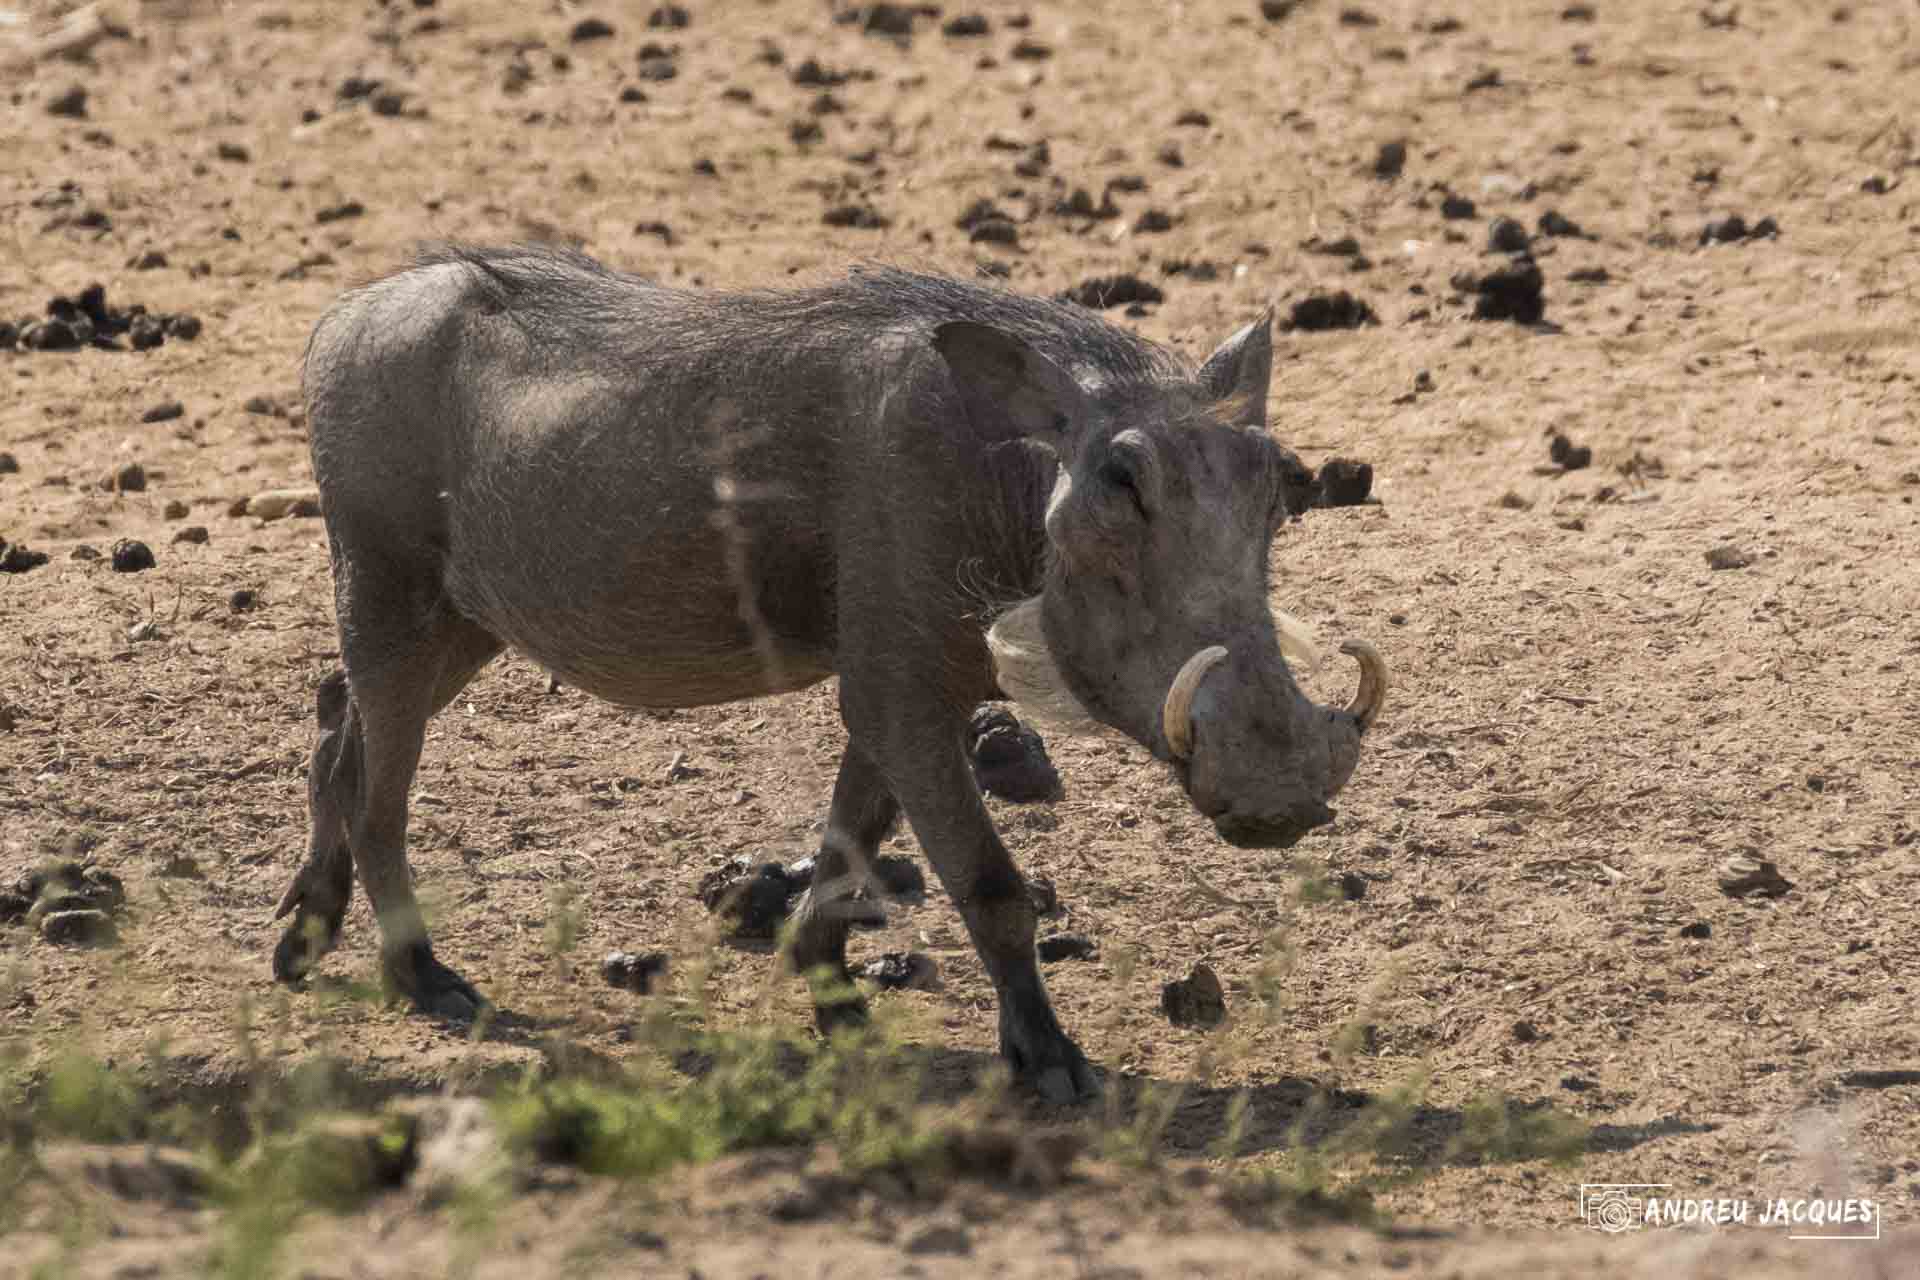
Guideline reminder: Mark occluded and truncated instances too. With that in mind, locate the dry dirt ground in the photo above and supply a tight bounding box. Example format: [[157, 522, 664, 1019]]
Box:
[[3, 0, 1919, 1275]]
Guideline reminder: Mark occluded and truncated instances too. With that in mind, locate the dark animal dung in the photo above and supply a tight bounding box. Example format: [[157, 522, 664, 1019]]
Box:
[[1162, 962, 1227, 1028], [1314, 457, 1374, 507], [1285, 292, 1378, 332], [969, 705, 1063, 802], [600, 949, 669, 992]]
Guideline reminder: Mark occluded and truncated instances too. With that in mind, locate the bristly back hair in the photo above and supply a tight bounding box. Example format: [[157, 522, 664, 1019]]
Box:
[[408, 241, 1196, 392]]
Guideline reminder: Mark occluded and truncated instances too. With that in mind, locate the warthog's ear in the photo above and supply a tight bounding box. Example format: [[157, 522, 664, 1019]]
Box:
[[933, 321, 1090, 445], [1196, 311, 1274, 428]]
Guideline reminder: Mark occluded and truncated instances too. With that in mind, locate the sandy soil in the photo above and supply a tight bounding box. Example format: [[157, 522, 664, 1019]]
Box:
[[3, 0, 1918, 1274]]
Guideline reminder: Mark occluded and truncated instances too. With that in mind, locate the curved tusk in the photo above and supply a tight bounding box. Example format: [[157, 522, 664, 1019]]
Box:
[[1162, 646, 1230, 760], [1338, 640, 1388, 732]]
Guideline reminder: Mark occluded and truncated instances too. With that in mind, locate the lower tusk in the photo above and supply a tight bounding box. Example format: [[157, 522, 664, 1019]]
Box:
[[1162, 646, 1230, 759], [1338, 640, 1387, 731]]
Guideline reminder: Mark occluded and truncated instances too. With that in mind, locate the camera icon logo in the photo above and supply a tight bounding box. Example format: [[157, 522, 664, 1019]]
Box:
[[1579, 1184, 1666, 1233]]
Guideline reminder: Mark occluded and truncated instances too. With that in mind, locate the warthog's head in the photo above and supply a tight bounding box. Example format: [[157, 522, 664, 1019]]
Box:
[[938, 316, 1386, 849]]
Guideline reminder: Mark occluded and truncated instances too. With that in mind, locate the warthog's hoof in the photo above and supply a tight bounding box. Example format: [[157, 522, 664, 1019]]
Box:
[[1000, 1014, 1101, 1105], [384, 942, 491, 1023], [271, 912, 341, 984]]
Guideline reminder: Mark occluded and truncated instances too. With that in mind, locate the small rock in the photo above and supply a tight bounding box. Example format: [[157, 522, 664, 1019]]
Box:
[[569, 16, 615, 41], [647, 4, 691, 28], [315, 201, 366, 225], [903, 1223, 973, 1256], [1717, 855, 1793, 899], [1512, 1019, 1541, 1043], [1286, 292, 1378, 332], [110, 539, 155, 573], [128, 315, 166, 350], [172, 526, 208, 545], [163, 499, 190, 520], [1009, 37, 1051, 60], [1373, 139, 1407, 179], [1487, 217, 1531, 254], [247, 488, 323, 520], [859, 951, 939, 990], [1162, 963, 1227, 1029], [1679, 920, 1712, 939], [141, 401, 185, 424], [0, 452, 17, 474], [105, 462, 147, 493], [166, 314, 202, 341], [943, 14, 990, 36], [822, 204, 889, 229], [41, 909, 118, 947], [1537, 209, 1588, 239], [1314, 458, 1374, 507], [70, 545, 101, 562], [230, 588, 260, 613], [1440, 192, 1477, 220], [600, 950, 668, 992], [1548, 433, 1592, 470], [47, 86, 88, 119], [127, 619, 161, 643], [1133, 208, 1175, 233], [1704, 545, 1752, 571], [1338, 871, 1368, 900], [1036, 933, 1096, 963]]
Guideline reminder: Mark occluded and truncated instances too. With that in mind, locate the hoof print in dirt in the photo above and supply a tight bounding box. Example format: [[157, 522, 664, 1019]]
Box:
[[1700, 214, 1779, 246], [1717, 855, 1793, 899], [1548, 433, 1592, 470], [1036, 933, 1096, 963], [600, 949, 668, 993], [1456, 257, 1546, 324], [1056, 275, 1164, 310], [1162, 962, 1227, 1029], [859, 951, 939, 990], [698, 859, 793, 938], [110, 539, 155, 573], [969, 705, 1063, 803], [1312, 457, 1374, 507], [1284, 291, 1377, 332]]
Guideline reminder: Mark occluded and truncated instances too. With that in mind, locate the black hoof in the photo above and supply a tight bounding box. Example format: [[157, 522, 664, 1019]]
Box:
[[271, 911, 341, 984], [384, 941, 491, 1023], [1001, 1013, 1101, 1104]]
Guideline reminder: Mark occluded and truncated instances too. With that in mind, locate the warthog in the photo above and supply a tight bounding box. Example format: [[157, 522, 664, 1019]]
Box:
[[274, 245, 1386, 1102]]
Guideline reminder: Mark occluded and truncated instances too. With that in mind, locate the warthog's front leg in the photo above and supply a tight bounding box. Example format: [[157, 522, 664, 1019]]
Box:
[[861, 714, 1098, 1104], [786, 742, 900, 1028]]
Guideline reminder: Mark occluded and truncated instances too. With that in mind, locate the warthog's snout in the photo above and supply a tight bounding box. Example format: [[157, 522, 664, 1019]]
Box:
[[1164, 639, 1388, 847]]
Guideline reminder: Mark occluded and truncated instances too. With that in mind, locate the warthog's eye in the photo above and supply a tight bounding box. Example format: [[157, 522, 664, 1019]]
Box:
[[1098, 456, 1149, 520]]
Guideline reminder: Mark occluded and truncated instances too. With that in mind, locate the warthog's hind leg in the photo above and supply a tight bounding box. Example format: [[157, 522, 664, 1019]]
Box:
[[271, 538, 502, 1018], [786, 742, 900, 1031], [272, 669, 359, 982]]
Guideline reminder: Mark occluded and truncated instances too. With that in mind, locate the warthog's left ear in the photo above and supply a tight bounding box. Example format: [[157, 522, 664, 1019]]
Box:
[[934, 321, 1091, 446], [1196, 311, 1274, 429]]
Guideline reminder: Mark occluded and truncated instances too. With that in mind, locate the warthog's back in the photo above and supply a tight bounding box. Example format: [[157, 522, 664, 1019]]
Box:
[[300, 246, 1133, 709]]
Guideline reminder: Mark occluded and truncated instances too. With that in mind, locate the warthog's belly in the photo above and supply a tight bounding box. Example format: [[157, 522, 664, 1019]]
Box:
[[533, 645, 837, 710]]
